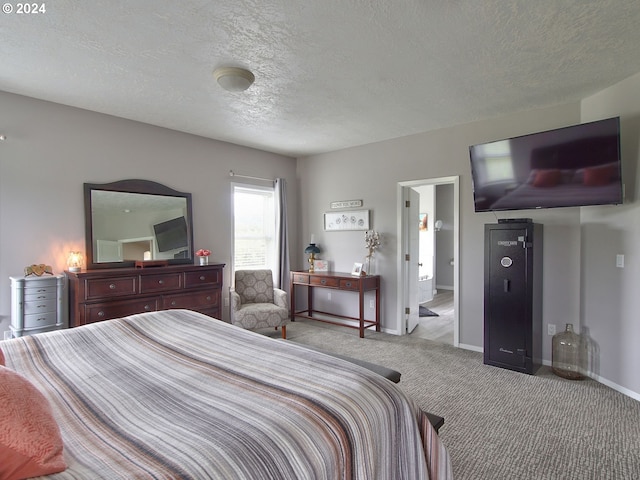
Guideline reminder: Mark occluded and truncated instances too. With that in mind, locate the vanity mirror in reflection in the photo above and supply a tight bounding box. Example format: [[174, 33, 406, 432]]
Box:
[[84, 180, 194, 269]]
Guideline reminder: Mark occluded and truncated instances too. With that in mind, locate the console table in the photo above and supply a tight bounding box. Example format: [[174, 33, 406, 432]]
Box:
[[290, 271, 380, 338], [66, 263, 224, 327]]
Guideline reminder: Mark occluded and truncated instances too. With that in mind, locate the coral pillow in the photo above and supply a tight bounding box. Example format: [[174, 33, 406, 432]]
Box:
[[0, 366, 66, 479], [584, 163, 617, 186], [532, 169, 562, 188]]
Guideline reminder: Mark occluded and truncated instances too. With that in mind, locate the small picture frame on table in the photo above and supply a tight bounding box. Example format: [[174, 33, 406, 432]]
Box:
[[314, 260, 329, 272], [351, 262, 363, 276]]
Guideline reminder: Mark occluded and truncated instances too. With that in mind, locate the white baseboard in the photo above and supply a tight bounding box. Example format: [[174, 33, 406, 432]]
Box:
[[435, 285, 454, 291], [458, 343, 483, 353]]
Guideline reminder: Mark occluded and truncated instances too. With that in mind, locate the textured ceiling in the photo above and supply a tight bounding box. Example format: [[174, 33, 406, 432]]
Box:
[[2, 0, 640, 157]]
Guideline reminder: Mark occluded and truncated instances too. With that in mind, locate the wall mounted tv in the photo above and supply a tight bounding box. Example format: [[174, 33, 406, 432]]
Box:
[[469, 117, 622, 212], [153, 216, 188, 252]]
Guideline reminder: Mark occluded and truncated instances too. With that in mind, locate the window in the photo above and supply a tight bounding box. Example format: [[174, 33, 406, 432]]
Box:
[[477, 140, 515, 184], [233, 185, 276, 271]]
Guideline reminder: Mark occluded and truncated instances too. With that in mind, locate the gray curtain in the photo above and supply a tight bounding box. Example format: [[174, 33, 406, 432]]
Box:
[[274, 178, 290, 292]]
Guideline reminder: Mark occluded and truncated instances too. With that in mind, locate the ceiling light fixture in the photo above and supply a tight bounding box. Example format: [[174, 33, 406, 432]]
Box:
[[213, 67, 255, 92]]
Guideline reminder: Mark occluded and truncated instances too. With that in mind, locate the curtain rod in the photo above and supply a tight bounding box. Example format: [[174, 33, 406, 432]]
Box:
[[229, 170, 275, 183]]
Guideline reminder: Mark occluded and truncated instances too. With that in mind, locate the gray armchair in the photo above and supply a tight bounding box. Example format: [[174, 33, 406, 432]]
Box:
[[230, 269, 290, 339]]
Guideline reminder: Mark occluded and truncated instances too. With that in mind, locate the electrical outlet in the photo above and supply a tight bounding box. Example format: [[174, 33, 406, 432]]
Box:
[[369, 299, 374, 308], [328, 292, 331, 300], [223, 296, 229, 307], [547, 324, 556, 336], [3, 331, 12, 340]]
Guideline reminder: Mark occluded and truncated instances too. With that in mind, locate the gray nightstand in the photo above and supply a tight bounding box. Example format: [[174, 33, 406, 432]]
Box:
[[10, 274, 67, 337]]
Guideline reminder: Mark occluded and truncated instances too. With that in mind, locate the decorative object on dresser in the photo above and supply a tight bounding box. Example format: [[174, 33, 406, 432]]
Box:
[[24, 263, 54, 277], [195, 248, 211, 266], [66, 251, 84, 272], [290, 271, 380, 338], [65, 263, 224, 327], [363, 229, 381, 275], [10, 274, 67, 338]]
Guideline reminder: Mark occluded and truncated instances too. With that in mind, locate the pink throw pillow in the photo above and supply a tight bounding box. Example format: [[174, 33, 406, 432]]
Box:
[[532, 169, 562, 188], [0, 366, 66, 479], [0, 347, 4, 366]]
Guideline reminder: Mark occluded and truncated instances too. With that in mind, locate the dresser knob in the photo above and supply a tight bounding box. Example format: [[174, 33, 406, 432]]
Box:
[[109, 284, 116, 290], [144, 305, 151, 311], [37, 304, 46, 308], [200, 276, 205, 281], [321, 279, 326, 285], [98, 311, 105, 317], [158, 280, 164, 284], [171, 301, 177, 306], [345, 282, 352, 287], [206, 296, 211, 301]]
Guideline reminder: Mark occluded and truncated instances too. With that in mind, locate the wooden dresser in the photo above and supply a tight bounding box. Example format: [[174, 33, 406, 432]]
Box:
[[66, 263, 224, 327]]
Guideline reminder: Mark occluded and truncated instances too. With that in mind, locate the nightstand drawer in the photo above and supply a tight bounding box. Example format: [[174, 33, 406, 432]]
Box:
[[85, 298, 159, 324], [23, 299, 57, 315], [24, 286, 57, 301], [311, 276, 339, 288], [85, 277, 137, 300], [163, 290, 220, 310], [140, 273, 182, 293], [24, 312, 58, 329]]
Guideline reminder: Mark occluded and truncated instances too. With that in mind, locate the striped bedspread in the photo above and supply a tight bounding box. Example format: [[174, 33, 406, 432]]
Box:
[[2, 309, 452, 479]]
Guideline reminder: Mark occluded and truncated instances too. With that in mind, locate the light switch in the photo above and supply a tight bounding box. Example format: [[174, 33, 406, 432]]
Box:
[[616, 254, 624, 268]]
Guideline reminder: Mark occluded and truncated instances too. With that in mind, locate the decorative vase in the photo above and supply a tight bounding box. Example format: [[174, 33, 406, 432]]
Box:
[[552, 323, 585, 380], [363, 255, 374, 276], [199, 256, 209, 266]]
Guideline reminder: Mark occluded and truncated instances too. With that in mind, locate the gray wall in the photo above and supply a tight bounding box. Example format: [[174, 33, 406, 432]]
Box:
[[0, 92, 298, 327], [580, 71, 640, 397]]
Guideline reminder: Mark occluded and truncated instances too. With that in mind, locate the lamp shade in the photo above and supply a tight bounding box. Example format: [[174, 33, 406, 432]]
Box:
[[304, 243, 320, 254]]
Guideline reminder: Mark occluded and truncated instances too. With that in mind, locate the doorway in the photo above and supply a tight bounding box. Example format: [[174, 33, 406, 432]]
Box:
[[397, 176, 459, 346]]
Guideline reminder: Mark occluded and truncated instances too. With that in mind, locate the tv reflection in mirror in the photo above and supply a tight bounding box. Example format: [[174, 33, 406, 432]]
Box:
[[153, 216, 188, 253], [469, 117, 622, 212]]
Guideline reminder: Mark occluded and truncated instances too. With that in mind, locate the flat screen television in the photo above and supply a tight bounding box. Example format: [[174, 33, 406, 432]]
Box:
[[153, 216, 188, 252], [469, 117, 622, 212]]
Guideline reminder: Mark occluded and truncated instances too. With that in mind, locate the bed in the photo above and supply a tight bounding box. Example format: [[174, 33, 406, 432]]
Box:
[[0, 309, 452, 479]]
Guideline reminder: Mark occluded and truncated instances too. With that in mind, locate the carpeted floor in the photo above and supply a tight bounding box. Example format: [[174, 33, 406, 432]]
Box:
[[280, 319, 640, 480]]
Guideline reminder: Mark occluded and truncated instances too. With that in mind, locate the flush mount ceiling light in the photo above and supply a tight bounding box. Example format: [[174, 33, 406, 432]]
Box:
[[213, 67, 255, 92]]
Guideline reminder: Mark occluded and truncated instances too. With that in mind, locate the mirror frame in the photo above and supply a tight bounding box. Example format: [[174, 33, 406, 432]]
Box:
[[84, 179, 194, 269]]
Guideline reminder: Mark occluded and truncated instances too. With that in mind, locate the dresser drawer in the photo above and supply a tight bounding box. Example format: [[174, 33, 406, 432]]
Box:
[[24, 286, 57, 301], [85, 276, 137, 300], [23, 298, 57, 315], [292, 273, 309, 284], [339, 278, 360, 290], [24, 312, 58, 329], [311, 276, 339, 288], [85, 298, 159, 324], [184, 269, 221, 288], [140, 273, 182, 293], [163, 290, 220, 310]]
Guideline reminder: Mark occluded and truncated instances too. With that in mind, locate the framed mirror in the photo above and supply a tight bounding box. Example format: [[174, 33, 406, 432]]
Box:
[[84, 179, 194, 269]]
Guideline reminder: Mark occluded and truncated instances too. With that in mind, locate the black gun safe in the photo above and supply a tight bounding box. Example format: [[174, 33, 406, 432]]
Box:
[[484, 220, 542, 374]]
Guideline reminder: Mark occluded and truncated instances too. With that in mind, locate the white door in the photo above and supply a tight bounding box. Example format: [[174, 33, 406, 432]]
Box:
[[406, 187, 420, 333]]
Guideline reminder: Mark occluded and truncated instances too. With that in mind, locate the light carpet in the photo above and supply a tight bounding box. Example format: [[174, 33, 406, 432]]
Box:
[[281, 319, 640, 480]]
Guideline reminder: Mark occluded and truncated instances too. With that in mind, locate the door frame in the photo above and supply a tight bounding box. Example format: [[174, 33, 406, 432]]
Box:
[[396, 175, 460, 346]]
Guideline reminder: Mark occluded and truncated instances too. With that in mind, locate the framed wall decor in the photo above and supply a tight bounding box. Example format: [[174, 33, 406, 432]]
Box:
[[351, 263, 363, 276], [324, 209, 370, 231]]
